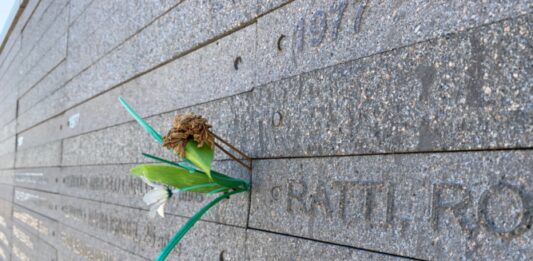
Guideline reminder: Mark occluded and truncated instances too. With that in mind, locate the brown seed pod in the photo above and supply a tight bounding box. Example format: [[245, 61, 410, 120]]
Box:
[[162, 113, 214, 157]]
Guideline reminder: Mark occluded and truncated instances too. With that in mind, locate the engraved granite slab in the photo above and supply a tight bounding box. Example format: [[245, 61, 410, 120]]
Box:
[[249, 150, 533, 260], [13, 205, 146, 261], [255, 0, 532, 85], [56, 161, 249, 226]]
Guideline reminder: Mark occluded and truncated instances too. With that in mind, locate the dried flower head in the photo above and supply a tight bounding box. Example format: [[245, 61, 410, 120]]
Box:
[[163, 113, 214, 157]]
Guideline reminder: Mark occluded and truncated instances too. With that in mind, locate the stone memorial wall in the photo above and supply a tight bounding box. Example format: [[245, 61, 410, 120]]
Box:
[[0, 0, 531, 260]]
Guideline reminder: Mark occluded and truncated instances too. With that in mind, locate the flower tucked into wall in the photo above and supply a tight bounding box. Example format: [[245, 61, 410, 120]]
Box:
[[118, 97, 251, 261]]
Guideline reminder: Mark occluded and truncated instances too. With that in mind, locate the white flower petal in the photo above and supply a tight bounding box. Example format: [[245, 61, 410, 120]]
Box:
[[157, 202, 167, 217], [148, 199, 165, 218], [143, 189, 167, 205]]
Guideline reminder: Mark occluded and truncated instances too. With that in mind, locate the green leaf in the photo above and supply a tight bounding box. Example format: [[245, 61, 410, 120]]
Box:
[[118, 96, 163, 144], [185, 140, 214, 179], [143, 152, 249, 190], [131, 164, 223, 193]]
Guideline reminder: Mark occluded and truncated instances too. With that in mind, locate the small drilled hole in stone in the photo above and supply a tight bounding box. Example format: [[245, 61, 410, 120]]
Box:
[[272, 111, 283, 127], [277, 34, 286, 51], [55, 178, 59, 183], [59, 124, 63, 130], [52, 231, 55, 236], [219, 250, 226, 261], [234, 56, 242, 70]]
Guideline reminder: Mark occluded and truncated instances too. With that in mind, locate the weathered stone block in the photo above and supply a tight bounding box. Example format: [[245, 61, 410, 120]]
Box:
[[256, 0, 532, 85], [249, 151, 533, 260], [246, 229, 404, 260], [15, 141, 61, 168]]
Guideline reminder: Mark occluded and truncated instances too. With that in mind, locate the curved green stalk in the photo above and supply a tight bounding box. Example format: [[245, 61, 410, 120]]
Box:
[[156, 189, 246, 261], [119, 97, 163, 144]]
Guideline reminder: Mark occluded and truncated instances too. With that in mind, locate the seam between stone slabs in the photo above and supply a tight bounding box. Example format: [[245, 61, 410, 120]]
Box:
[[11, 203, 150, 261], [15, 0, 295, 134], [43, 147, 533, 170], [16, 10, 531, 136], [12, 182, 250, 229], [19, 0, 43, 34], [68, 0, 97, 26], [246, 227, 424, 260], [20, 0, 57, 35]]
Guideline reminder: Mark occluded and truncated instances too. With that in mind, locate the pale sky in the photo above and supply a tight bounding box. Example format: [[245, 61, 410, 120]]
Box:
[[0, 0, 19, 44]]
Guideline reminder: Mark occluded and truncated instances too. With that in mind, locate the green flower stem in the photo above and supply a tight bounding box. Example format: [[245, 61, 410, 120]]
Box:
[[207, 187, 227, 195], [119, 97, 163, 144], [178, 183, 219, 192], [156, 189, 246, 261]]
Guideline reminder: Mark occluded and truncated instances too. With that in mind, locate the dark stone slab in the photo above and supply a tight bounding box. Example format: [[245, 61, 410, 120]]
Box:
[[246, 229, 405, 260], [60, 15, 532, 165], [248, 14, 533, 157], [249, 150, 533, 260], [16, 0, 257, 132], [19, 24, 256, 152]]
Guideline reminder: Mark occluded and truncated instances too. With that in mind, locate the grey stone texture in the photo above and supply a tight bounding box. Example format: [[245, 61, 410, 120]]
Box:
[[0, 0, 531, 260], [250, 151, 533, 260], [245, 230, 404, 260]]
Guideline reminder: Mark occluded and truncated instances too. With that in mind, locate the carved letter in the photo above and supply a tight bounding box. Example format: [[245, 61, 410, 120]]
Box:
[[478, 184, 532, 238], [431, 183, 473, 232], [287, 179, 310, 214]]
